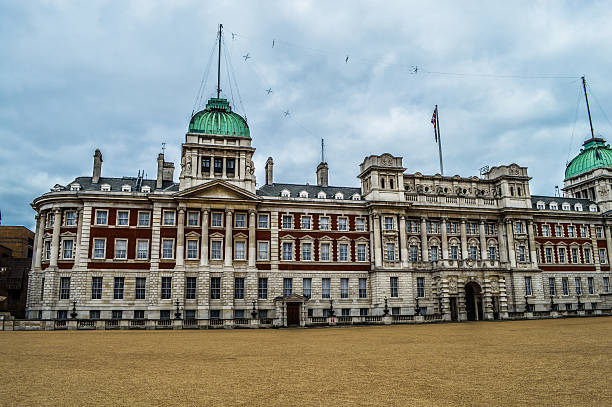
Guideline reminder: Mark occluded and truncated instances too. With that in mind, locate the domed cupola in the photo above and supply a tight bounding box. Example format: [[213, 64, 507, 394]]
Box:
[[565, 137, 612, 180], [188, 98, 250, 138]]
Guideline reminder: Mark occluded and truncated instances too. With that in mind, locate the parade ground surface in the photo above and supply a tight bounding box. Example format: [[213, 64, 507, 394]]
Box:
[[1, 318, 611, 406]]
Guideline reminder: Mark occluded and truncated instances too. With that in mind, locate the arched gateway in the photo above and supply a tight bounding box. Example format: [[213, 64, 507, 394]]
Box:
[[464, 281, 484, 321]]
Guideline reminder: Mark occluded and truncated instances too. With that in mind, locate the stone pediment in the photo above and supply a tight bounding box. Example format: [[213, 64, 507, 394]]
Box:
[[175, 180, 259, 201]]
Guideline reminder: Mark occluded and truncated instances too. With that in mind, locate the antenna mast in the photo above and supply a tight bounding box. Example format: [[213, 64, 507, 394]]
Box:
[[582, 75, 595, 139], [321, 138, 325, 163], [217, 24, 223, 98]]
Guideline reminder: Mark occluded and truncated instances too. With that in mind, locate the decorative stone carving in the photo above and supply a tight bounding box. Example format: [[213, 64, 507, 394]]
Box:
[[449, 278, 458, 293], [490, 278, 499, 293]]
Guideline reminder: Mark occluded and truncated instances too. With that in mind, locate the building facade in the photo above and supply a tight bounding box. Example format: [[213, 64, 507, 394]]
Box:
[[0, 226, 34, 318], [25, 98, 612, 327]]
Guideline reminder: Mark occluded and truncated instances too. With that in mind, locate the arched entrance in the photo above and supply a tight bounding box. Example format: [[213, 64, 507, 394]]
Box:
[[464, 281, 484, 321]]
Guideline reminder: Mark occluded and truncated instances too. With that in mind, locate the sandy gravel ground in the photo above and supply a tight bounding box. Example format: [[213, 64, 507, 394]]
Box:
[[1, 317, 611, 406]]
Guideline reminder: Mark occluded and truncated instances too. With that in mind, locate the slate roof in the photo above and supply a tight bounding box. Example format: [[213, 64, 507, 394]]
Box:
[[531, 195, 597, 212], [257, 183, 361, 200], [51, 176, 178, 193]]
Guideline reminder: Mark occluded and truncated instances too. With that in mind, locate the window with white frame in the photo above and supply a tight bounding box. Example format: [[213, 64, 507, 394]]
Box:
[[575, 203, 583, 211], [320, 243, 331, 261], [137, 240, 149, 259], [562, 278, 569, 295], [161, 239, 174, 259], [409, 244, 418, 262], [390, 277, 399, 297], [514, 222, 523, 234], [70, 184, 81, 191], [562, 203, 570, 211], [558, 247, 566, 263], [525, 276, 532, 296], [187, 240, 198, 259], [141, 185, 151, 193], [338, 243, 349, 261], [337, 217, 348, 231], [317, 191, 326, 199], [555, 225, 563, 237], [545, 247, 553, 263], [301, 216, 312, 230], [416, 277, 425, 298], [334, 192, 344, 200], [282, 242, 293, 260], [357, 243, 367, 262], [596, 227, 603, 238], [65, 210, 77, 226], [257, 214, 269, 228], [340, 278, 349, 298], [359, 278, 367, 298], [234, 241, 246, 260], [257, 241, 269, 261], [604, 276, 610, 293], [468, 245, 478, 260], [138, 211, 150, 227], [283, 278, 292, 296], [536, 202, 545, 209], [384, 216, 394, 230], [163, 210, 175, 226], [386, 243, 395, 261], [100, 184, 111, 192], [187, 211, 199, 226], [488, 246, 496, 260], [95, 210, 108, 225], [47, 212, 55, 228], [430, 246, 439, 261], [93, 239, 106, 259], [583, 247, 591, 263], [518, 245, 526, 262], [549, 202, 558, 210], [450, 245, 459, 260], [211, 212, 223, 227], [548, 277, 556, 295], [319, 216, 330, 230], [299, 190, 308, 198], [44, 241, 51, 260], [580, 226, 588, 238], [575, 277, 582, 295], [115, 239, 127, 259], [121, 185, 131, 192], [599, 248, 607, 264], [282, 215, 293, 229], [571, 247, 579, 263], [541, 225, 550, 237], [117, 210, 129, 226], [280, 189, 290, 197], [352, 194, 360, 200], [211, 240, 222, 260], [588, 277, 594, 294], [589, 205, 598, 212], [235, 213, 246, 228], [62, 239, 74, 259], [568, 225, 575, 237], [301, 242, 312, 261], [321, 278, 331, 298], [355, 218, 365, 231]]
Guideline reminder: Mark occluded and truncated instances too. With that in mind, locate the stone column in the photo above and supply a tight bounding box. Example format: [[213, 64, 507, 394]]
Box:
[[240, 151, 246, 179], [506, 219, 517, 267], [31, 215, 40, 270], [420, 217, 428, 261], [34, 213, 45, 268], [176, 208, 185, 266], [373, 214, 382, 267], [73, 208, 84, 268], [399, 215, 408, 267], [49, 208, 61, 268], [441, 217, 449, 261], [248, 210, 256, 267], [527, 220, 537, 268], [460, 218, 468, 260], [605, 224, 612, 265], [200, 208, 209, 266], [224, 209, 233, 267], [479, 220, 487, 261], [191, 152, 198, 178], [497, 221, 508, 263], [222, 157, 227, 179]]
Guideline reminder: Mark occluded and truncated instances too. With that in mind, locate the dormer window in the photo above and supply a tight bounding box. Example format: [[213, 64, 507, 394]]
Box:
[[574, 204, 583, 211], [317, 191, 326, 199], [121, 185, 131, 192], [589, 205, 598, 212], [334, 192, 344, 200], [100, 184, 111, 192], [562, 203, 570, 211], [70, 184, 81, 191], [536, 201, 545, 209], [352, 194, 361, 200], [141, 186, 151, 193], [549, 202, 558, 210], [299, 191, 309, 198], [281, 189, 290, 198]]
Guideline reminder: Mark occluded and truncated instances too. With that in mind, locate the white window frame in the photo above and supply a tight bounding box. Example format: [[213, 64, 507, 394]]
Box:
[[100, 184, 111, 192], [355, 218, 366, 231], [558, 247, 566, 263], [136, 239, 149, 260], [211, 212, 223, 227], [299, 190, 309, 198], [338, 242, 349, 262], [187, 211, 200, 227], [257, 241, 270, 261], [93, 238, 106, 259], [186, 239, 199, 260], [161, 238, 175, 260], [562, 203, 570, 211], [317, 191, 326, 199], [599, 248, 607, 264], [257, 214, 269, 229], [116, 210, 130, 226], [384, 216, 394, 230], [137, 211, 150, 227], [549, 202, 558, 210], [337, 217, 348, 231], [162, 210, 176, 226], [62, 239, 74, 260], [114, 238, 128, 259], [64, 210, 77, 226], [121, 184, 131, 192], [234, 213, 247, 228], [280, 189, 290, 197], [385, 243, 396, 261], [357, 243, 367, 262], [319, 216, 330, 231], [282, 241, 294, 261], [234, 240, 246, 260], [210, 239, 223, 260], [282, 215, 293, 229], [300, 215, 312, 230], [95, 209, 108, 226], [301, 242, 313, 261], [320, 241, 331, 262]]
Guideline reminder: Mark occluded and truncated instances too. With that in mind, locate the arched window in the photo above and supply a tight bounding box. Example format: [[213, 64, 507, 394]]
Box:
[[574, 204, 582, 211], [351, 193, 361, 200], [280, 189, 290, 197], [317, 191, 327, 199], [549, 202, 558, 210], [334, 192, 344, 200], [299, 190, 309, 198]]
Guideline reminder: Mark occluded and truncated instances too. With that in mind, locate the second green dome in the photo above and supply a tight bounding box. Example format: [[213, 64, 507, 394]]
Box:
[[565, 137, 612, 179], [188, 98, 250, 138]]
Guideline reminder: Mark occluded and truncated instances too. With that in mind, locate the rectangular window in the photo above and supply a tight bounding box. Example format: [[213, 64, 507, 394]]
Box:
[[113, 277, 124, 300], [525, 276, 532, 296], [162, 239, 174, 259], [57, 310, 68, 320], [341, 308, 350, 317], [580, 226, 588, 238], [430, 246, 439, 261], [541, 225, 549, 237], [596, 227, 603, 238], [210, 309, 220, 319], [259, 310, 268, 319], [548, 277, 556, 296], [234, 277, 245, 299], [409, 245, 418, 262], [575, 277, 582, 295], [390, 277, 399, 298], [337, 217, 348, 231], [600, 248, 607, 264], [282, 242, 293, 260], [185, 310, 196, 320], [117, 210, 129, 226], [515, 222, 523, 234], [187, 211, 199, 226], [571, 248, 579, 263], [386, 243, 395, 261], [257, 241, 269, 261], [138, 211, 150, 227], [359, 278, 367, 298], [357, 244, 366, 262], [65, 211, 77, 226], [355, 218, 365, 231], [320, 243, 330, 261], [201, 156, 211, 173], [545, 247, 553, 263], [469, 246, 478, 260], [519, 246, 526, 262], [584, 248, 591, 264], [112, 310, 123, 320], [321, 278, 331, 298], [360, 308, 369, 316], [568, 226, 575, 238], [234, 309, 245, 319], [338, 243, 348, 261], [186, 277, 196, 299], [301, 242, 312, 261], [588, 277, 594, 294], [450, 245, 459, 260], [555, 225, 563, 237], [384, 217, 394, 230], [226, 158, 235, 175], [234, 241, 245, 260], [235, 213, 246, 228], [162, 210, 175, 226], [283, 278, 292, 296], [214, 158, 223, 173], [211, 240, 222, 260], [562, 278, 569, 295], [62, 240, 74, 259], [301, 216, 311, 230], [303, 278, 312, 299], [135, 277, 146, 300], [257, 214, 269, 228], [340, 278, 349, 298], [91, 277, 102, 300], [392, 307, 400, 315], [211, 212, 223, 227], [488, 246, 496, 260], [604, 276, 609, 293], [60, 277, 70, 300], [282, 215, 293, 229], [161, 277, 172, 299], [137, 240, 149, 260], [319, 217, 330, 230], [210, 277, 221, 299], [45, 240, 51, 260], [115, 239, 127, 259], [89, 310, 100, 320], [93, 238, 106, 259], [558, 247, 566, 263], [159, 310, 171, 320], [95, 210, 108, 225], [417, 277, 425, 298], [258, 278, 268, 299]]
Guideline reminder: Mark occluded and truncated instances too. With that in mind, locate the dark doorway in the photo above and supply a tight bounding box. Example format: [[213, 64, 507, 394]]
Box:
[[491, 295, 500, 320], [464, 282, 483, 321], [450, 297, 458, 321], [286, 303, 300, 326]]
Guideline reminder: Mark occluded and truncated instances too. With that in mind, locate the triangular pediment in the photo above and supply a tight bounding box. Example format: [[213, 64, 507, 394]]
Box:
[[175, 180, 260, 201]]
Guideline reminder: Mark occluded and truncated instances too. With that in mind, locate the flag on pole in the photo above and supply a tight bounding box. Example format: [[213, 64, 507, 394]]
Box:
[[431, 106, 438, 142]]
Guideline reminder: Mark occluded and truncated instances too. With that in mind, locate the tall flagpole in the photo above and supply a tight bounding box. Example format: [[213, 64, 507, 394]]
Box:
[[436, 105, 444, 175]]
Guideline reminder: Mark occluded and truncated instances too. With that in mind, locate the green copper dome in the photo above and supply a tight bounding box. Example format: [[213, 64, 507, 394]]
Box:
[[188, 98, 250, 138], [565, 137, 612, 179]]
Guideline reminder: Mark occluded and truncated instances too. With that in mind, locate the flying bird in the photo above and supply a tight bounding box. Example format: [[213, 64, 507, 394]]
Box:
[[412, 66, 418, 74], [283, 110, 290, 117], [266, 88, 273, 95], [272, 39, 275, 48], [232, 33, 237, 40], [345, 55, 349, 64], [243, 53, 251, 61]]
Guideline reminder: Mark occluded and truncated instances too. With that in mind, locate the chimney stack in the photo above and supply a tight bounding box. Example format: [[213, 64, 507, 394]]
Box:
[[316, 162, 329, 187], [157, 153, 175, 189], [265, 157, 274, 185], [92, 149, 103, 184]]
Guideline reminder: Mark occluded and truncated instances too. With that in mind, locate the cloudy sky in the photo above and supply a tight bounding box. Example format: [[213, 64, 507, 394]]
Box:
[[2, 0, 612, 229]]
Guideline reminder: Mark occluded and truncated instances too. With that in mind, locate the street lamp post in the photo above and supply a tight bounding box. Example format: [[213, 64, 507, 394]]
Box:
[[524, 295, 529, 313], [251, 300, 257, 319], [383, 296, 389, 316], [174, 299, 182, 320], [70, 299, 78, 319], [329, 298, 335, 317], [415, 297, 421, 316]]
